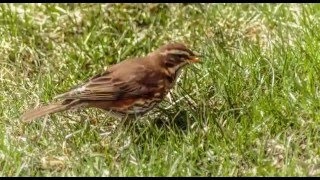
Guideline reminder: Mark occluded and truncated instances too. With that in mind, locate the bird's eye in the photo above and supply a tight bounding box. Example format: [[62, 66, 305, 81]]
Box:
[[175, 54, 188, 61], [165, 62, 175, 67]]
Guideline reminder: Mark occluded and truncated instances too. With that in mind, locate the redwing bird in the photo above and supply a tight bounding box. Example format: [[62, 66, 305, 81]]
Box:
[[22, 43, 200, 122]]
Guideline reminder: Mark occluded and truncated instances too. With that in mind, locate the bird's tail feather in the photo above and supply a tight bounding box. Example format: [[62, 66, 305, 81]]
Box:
[[21, 102, 69, 123]]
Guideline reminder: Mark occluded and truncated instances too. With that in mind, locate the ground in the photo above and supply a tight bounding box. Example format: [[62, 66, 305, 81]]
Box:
[[1, 3, 320, 176]]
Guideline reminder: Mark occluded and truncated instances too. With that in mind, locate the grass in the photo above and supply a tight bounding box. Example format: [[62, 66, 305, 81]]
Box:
[[1, 3, 320, 176]]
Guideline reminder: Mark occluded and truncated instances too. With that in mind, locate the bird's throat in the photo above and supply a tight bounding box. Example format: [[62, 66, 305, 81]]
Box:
[[167, 63, 187, 84]]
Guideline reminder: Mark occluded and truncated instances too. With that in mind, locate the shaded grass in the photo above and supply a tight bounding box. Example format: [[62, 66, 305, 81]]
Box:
[[1, 3, 320, 176]]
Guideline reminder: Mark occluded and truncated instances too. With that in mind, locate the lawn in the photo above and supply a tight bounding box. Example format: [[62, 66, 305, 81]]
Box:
[[1, 3, 320, 176]]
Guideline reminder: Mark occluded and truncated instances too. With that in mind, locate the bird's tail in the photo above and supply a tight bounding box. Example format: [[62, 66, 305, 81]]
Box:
[[22, 102, 71, 123]]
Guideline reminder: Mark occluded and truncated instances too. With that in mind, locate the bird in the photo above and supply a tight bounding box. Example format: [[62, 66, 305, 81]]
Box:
[[22, 43, 200, 122]]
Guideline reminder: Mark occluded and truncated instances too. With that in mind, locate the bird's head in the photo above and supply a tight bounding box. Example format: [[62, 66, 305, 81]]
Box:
[[155, 43, 200, 70]]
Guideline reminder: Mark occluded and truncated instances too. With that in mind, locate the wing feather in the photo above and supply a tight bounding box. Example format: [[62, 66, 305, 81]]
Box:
[[55, 61, 159, 101]]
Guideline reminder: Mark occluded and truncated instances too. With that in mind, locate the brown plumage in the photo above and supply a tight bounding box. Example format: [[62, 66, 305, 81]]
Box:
[[22, 43, 200, 122]]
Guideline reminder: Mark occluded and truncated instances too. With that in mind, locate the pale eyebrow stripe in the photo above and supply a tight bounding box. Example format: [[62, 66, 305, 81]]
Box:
[[159, 50, 190, 56]]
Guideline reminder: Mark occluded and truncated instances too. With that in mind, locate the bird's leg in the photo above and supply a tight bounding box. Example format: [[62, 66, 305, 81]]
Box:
[[120, 115, 131, 128]]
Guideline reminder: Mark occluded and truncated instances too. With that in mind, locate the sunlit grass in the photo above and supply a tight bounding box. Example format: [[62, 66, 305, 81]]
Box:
[[1, 3, 320, 176]]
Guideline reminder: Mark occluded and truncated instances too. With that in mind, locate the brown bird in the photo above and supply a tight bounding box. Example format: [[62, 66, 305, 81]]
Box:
[[22, 43, 200, 122]]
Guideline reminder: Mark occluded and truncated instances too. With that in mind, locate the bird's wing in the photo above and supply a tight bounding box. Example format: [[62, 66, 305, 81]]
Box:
[[55, 61, 158, 101]]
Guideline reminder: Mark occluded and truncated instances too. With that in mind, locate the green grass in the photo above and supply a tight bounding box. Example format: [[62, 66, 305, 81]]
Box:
[[1, 3, 320, 176]]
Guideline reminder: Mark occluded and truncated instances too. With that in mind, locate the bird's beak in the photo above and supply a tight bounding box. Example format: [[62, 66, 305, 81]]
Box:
[[188, 56, 201, 63]]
